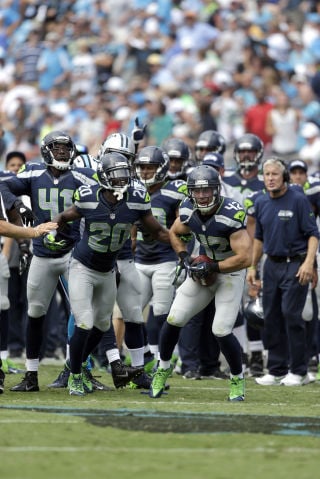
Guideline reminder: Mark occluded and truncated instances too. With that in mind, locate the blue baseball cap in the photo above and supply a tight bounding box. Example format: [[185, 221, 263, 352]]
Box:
[[288, 159, 308, 172], [202, 152, 224, 170]]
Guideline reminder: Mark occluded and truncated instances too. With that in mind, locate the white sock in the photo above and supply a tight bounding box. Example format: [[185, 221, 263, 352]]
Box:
[[26, 359, 39, 372], [149, 344, 159, 359], [159, 360, 171, 370], [106, 348, 120, 364], [248, 341, 263, 353], [0, 350, 8, 360], [127, 347, 144, 367]]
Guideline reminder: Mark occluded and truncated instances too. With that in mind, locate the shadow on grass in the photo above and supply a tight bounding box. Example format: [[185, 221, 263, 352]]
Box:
[[1, 405, 320, 436]]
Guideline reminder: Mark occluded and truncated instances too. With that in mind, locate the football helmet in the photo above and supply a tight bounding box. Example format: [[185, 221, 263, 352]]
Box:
[[97, 133, 135, 163], [187, 165, 221, 214], [97, 152, 131, 200], [234, 134, 264, 174], [135, 146, 169, 186], [195, 130, 226, 162], [162, 138, 190, 180], [243, 296, 264, 330], [41, 131, 77, 170], [202, 152, 225, 171], [73, 154, 100, 171]]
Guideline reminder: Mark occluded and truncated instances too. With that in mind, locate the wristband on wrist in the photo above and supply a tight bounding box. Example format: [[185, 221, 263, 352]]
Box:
[[248, 265, 256, 270], [210, 261, 220, 273], [178, 251, 189, 261]]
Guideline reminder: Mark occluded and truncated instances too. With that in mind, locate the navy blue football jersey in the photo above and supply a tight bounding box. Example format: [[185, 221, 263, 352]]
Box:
[[0, 163, 98, 257], [72, 181, 151, 272], [223, 172, 264, 204], [134, 179, 187, 265], [179, 196, 247, 261]]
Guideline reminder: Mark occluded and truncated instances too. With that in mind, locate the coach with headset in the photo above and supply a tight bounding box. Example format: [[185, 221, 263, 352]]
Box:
[[247, 157, 319, 387]]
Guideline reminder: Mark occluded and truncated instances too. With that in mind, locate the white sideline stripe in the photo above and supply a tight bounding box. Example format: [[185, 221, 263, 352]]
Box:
[[0, 446, 318, 454]]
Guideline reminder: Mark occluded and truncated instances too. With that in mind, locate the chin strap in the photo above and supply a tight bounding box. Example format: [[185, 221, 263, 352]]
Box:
[[112, 190, 124, 200]]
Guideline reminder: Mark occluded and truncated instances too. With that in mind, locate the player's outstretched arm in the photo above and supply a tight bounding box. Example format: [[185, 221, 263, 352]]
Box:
[[0, 220, 58, 239]]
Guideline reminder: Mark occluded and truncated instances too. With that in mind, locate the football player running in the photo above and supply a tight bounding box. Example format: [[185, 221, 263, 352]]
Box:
[[0, 131, 98, 392], [98, 133, 156, 388], [149, 165, 252, 401], [51, 152, 170, 396]]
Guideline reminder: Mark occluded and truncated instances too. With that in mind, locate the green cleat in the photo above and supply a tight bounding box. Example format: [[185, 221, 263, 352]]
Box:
[[81, 364, 94, 393], [1, 358, 25, 374], [149, 366, 173, 399], [144, 357, 157, 375], [228, 376, 245, 402], [68, 373, 85, 396]]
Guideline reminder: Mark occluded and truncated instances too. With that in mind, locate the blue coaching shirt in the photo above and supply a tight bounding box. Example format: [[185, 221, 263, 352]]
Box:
[[254, 187, 319, 256]]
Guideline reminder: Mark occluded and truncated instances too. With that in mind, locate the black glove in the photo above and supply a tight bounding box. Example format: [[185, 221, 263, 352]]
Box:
[[172, 251, 192, 285], [18, 241, 32, 275], [13, 200, 36, 226], [131, 117, 147, 144]]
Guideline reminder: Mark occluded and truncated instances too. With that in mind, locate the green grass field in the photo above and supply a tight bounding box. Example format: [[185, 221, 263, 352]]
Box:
[[1, 364, 320, 479]]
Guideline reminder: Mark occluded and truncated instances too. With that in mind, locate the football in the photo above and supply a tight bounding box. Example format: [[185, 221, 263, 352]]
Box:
[[190, 255, 218, 286]]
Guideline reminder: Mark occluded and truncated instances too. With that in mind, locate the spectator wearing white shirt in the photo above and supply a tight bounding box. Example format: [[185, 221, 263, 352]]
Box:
[[299, 122, 320, 174]]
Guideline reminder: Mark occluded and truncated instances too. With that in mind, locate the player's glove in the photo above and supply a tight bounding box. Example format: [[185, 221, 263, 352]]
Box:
[[131, 117, 147, 144], [43, 231, 67, 251], [172, 251, 192, 285], [188, 259, 220, 286], [13, 200, 36, 227], [189, 261, 218, 279], [18, 241, 32, 275]]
